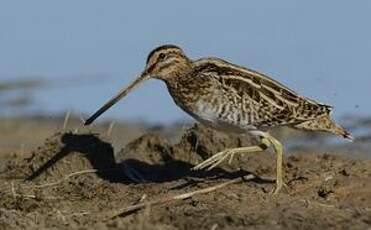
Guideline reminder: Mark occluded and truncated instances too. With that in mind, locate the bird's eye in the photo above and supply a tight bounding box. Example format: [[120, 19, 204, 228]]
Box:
[[158, 53, 166, 60]]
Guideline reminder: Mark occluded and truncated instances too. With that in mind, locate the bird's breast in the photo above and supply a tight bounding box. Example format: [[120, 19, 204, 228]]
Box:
[[168, 83, 256, 133]]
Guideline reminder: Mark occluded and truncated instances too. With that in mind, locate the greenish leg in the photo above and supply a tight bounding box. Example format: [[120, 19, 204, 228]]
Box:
[[192, 134, 284, 194], [192, 137, 270, 170], [266, 135, 284, 194]]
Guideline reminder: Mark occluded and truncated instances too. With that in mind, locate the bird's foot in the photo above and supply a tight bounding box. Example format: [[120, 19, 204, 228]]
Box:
[[270, 180, 288, 195], [192, 149, 236, 171], [192, 144, 268, 171]]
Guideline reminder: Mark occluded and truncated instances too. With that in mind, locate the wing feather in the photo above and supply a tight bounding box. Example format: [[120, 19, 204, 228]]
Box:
[[193, 57, 332, 127]]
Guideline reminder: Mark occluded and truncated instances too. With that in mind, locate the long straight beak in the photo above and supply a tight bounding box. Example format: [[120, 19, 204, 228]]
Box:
[[84, 73, 150, 125]]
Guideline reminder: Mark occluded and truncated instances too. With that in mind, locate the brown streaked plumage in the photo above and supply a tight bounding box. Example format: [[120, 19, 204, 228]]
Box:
[[84, 44, 352, 194]]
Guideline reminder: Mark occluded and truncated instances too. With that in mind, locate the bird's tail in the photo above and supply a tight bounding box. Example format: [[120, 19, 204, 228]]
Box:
[[293, 115, 353, 140], [331, 120, 353, 140]]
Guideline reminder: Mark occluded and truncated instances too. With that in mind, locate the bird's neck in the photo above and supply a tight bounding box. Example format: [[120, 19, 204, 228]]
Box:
[[160, 61, 194, 85]]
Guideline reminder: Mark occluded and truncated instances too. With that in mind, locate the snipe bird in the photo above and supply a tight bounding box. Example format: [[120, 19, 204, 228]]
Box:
[[84, 44, 352, 194]]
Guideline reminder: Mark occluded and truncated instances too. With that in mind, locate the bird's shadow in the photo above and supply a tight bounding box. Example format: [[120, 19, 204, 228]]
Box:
[[26, 133, 273, 186]]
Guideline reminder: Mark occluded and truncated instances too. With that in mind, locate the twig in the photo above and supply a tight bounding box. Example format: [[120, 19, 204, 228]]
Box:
[[11, 194, 59, 200], [107, 174, 256, 219], [210, 223, 218, 230], [73, 128, 80, 134], [71, 112, 87, 134], [79, 113, 86, 124], [5, 182, 59, 200], [69, 211, 90, 217], [138, 194, 147, 203], [63, 111, 71, 129], [106, 122, 115, 138], [10, 181, 16, 201], [32, 169, 99, 188]]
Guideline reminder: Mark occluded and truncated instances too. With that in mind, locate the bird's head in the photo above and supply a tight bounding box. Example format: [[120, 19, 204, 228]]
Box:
[[144, 44, 191, 80], [84, 44, 191, 125]]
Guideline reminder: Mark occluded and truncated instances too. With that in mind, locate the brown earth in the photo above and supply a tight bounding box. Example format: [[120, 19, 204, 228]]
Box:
[[0, 124, 370, 230]]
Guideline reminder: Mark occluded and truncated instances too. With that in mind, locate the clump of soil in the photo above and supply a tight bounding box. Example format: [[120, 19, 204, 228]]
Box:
[[1, 124, 370, 229]]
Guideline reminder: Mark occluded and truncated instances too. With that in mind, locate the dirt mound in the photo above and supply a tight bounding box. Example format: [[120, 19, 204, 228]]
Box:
[[3, 132, 124, 183], [1, 125, 370, 229]]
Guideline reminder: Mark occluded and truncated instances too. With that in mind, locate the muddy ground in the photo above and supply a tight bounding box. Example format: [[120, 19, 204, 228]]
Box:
[[0, 123, 371, 230]]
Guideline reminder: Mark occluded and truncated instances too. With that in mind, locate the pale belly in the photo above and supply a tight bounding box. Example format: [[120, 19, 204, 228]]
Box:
[[176, 97, 257, 134]]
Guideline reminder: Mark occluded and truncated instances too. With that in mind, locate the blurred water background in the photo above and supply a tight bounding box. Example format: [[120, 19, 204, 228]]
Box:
[[1, 1, 370, 124]]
